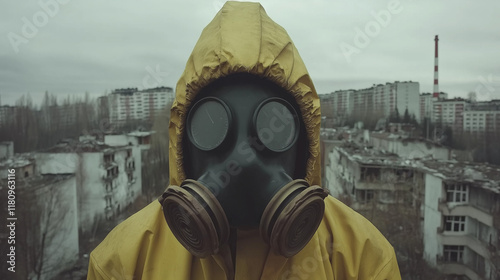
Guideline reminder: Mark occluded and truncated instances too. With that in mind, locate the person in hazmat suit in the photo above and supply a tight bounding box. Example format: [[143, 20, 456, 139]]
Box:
[[87, 2, 401, 279]]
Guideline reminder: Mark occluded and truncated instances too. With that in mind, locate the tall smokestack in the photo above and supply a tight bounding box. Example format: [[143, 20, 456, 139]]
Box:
[[433, 35, 439, 100]]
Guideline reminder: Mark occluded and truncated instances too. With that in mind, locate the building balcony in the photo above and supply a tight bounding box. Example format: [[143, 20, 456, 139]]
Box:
[[438, 233, 492, 260], [102, 173, 118, 182], [437, 262, 484, 280], [438, 200, 493, 228]]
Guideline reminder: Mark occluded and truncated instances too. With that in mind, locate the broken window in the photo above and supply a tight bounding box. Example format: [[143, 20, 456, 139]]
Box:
[[361, 167, 380, 182], [105, 196, 112, 208], [469, 187, 494, 212], [104, 153, 115, 164], [357, 189, 375, 203], [443, 245, 464, 262], [395, 168, 413, 181]]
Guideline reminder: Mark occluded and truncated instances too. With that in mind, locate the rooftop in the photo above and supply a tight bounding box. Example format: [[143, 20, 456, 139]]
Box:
[[40, 139, 116, 153], [336, 142, 500, 193], [435, 98, 469, 103], [422, 160, 500, 193], [370, 132, 445, 147], [127, 131, 155, 137], [0, 153, 35, 169], [140, 86, 173, 93], [336, 143, 420, 169]]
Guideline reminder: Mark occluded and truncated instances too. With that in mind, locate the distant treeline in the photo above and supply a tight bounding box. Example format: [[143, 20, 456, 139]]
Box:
[[0, 92, 151, 153]]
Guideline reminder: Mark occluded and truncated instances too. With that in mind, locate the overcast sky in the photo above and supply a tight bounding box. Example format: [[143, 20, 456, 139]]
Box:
[[1, 0, 499, 106]]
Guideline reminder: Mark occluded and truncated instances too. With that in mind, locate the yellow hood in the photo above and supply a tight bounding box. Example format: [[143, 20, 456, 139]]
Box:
[[168, 1, 321, 187]]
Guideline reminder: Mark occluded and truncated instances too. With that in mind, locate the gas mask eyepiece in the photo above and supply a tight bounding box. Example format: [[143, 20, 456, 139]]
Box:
[[186, 97, 231, 151]]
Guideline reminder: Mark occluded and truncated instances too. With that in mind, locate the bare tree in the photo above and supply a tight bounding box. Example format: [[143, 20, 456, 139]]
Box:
[[142, 102, 172, 202], [358, 200, 444, 279], [17, 176, 78, 280]]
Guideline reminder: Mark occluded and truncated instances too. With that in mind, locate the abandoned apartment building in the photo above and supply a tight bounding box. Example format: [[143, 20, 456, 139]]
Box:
[[0, 134, 147, 279], [325, 144, 425, 211], [324, 142, 500, 279]]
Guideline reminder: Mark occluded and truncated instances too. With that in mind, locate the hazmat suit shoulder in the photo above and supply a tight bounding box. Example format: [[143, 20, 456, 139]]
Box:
[[88, 2, 401, 279]]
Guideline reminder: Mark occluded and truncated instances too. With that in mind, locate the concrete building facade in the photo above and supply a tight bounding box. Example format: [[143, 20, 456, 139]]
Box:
[[325, 145, 424, 209], [463, 101, 500, 135], [422, 161, 500, 279], [323, 141, 500, 279], [106, 87, 174, 125], [319, 81, 421, 126], [35, 140, 142, 234], [420, 92, 448, 123], [432, 98, 468, 134]]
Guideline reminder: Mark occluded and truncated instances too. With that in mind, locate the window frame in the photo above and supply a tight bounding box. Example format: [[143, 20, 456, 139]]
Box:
[[444, 215, 466, 232], [445, 183, 468, 203], [443, 245, 464, 263]]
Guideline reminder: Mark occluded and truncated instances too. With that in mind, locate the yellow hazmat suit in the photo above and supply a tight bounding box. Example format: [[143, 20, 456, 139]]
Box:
[[87, 2, 401, 279]]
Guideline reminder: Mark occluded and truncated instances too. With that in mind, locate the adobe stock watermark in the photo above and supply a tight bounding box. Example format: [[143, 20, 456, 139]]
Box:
[[475, 74, 500, 100], [142, 65, 170, 89], [7, 0, 71, 54], [339, 0, 403, 63]]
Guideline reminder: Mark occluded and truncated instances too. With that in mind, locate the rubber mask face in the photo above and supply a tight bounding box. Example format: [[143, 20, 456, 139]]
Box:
[[160, 75, 326, 258], [184, 75, 305, 228]]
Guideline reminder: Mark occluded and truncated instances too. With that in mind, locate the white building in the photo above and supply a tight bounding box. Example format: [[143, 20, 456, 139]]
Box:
[[429, 98, 500, 135], [106, 87, 174, 125], [463, 101, 500, 134], [394, 81, 420, 121], [420, 92, 448, 123], [104, 131, 153, 150], [422, 160, 500, 279], [432, 98, 469, 133], [352, 87, 375, 118], [35, 140, 142, 234], [320, 81, 421, 125]]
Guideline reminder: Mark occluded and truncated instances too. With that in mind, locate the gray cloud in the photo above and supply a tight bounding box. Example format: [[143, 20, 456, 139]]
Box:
[[1, 0, 499, 105]]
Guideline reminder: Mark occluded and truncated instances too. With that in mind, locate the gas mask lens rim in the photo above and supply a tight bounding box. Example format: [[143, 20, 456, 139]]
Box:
[[186, 97, 231, 151], [253, 98, 299, 152]]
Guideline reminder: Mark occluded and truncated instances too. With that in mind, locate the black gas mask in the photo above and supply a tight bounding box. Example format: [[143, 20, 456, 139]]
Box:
[[159, 74, 327, 259]]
